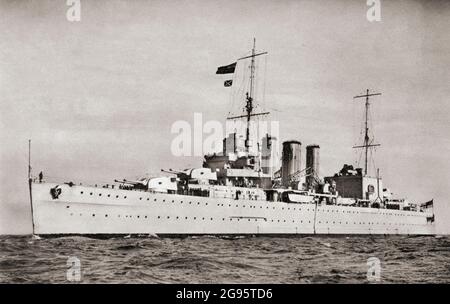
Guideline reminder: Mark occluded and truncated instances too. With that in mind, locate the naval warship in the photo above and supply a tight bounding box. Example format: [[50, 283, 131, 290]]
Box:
[[28, 41, 435, 236]]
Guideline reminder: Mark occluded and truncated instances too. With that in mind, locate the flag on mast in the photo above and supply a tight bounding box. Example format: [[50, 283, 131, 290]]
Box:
[[422, 199, 434, 208], [216, 62, 236, 74]]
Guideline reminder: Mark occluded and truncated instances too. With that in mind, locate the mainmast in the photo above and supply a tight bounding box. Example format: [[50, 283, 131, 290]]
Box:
[[227, 38, 269, 153], [353, 89, 382, 176]]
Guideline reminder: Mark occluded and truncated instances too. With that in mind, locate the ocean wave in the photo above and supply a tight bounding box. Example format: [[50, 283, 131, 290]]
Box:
[[0, 235, 448, 283]]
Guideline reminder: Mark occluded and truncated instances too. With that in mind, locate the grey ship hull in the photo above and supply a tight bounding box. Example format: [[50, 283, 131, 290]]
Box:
[[30, 183, 435, 236]]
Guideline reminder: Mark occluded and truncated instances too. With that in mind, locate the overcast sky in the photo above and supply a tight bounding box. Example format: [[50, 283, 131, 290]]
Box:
[[1, 0, 449, 234]]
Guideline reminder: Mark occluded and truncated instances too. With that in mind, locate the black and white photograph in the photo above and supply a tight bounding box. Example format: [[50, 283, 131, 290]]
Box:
[[0, 0, 449, 288]]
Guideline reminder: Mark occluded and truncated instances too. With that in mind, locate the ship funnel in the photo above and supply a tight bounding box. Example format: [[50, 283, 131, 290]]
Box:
[[306, 144, 320, 190], [281, 140, 301, 187]]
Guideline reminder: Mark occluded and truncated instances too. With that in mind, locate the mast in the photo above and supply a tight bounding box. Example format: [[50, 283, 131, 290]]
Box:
[[353, 89, 381, 176], [28, 139, 31, 179], [227, 39, 269, 153], [245, 38, 256, 151], [28, 139, 36, 235]]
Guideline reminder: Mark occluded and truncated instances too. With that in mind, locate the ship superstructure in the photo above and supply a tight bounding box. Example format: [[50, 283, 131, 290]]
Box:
[[28, 41, 436, 236]]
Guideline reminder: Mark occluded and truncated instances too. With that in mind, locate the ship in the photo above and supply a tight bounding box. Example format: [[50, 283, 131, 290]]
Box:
[[28, 40, 436, 236]]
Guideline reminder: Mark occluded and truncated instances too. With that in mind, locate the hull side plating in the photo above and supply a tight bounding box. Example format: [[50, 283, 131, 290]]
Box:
[[32, 183, 435, 235]]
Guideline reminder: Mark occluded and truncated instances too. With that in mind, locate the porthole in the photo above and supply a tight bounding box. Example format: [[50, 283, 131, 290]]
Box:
[[99, 193, 102, 196], [80, 191, 84, 194], [90, 192, 93, 195], [105, 214, 108, 217], [116, 195, 119, 198], [92, 214, 95, 217], [107, 194, 110, 197]]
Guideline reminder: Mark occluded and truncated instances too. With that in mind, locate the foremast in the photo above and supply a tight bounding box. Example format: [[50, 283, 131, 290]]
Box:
[[227, 39, 269, 153]]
